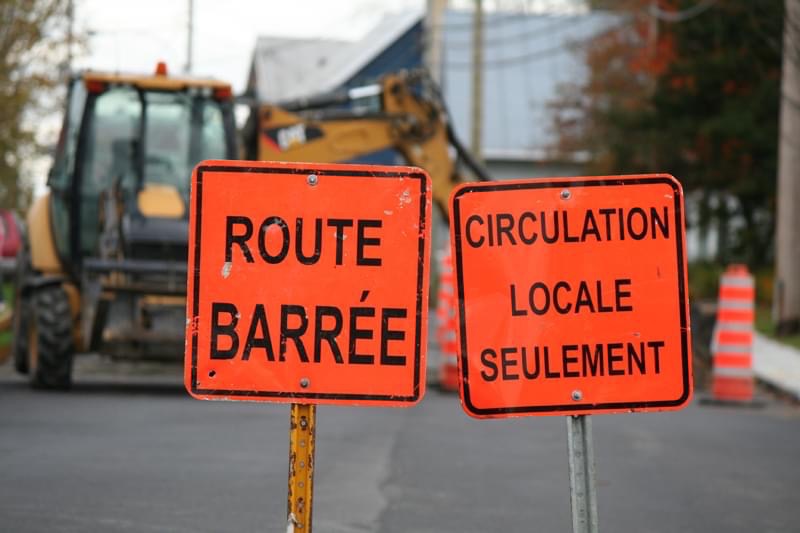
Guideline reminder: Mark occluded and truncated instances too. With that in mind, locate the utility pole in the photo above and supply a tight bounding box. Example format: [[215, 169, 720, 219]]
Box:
[[471, 0, 483, 161], [67, 0, 74, 73], [775, 0, 800, 334], [424, 0, 448, 85], [185, 0, 194, 74]]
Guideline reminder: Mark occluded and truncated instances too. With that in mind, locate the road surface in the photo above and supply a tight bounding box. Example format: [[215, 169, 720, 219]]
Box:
[[0, 358, 798, 532]]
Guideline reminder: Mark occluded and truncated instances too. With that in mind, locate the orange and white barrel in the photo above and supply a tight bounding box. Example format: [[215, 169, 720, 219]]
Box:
[[436, 247, 459, 392], [711, 264, 755, 402]]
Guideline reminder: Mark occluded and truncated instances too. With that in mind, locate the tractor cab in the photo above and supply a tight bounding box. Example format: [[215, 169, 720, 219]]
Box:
[[50, 63, 236, 269]]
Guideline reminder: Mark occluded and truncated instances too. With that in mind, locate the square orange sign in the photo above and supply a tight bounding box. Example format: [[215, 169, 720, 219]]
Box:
[[450, 175, 692, 417], [186, 160, 432, 406]]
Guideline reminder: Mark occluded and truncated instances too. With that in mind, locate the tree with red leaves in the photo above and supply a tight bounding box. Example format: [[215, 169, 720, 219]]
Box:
[[551, 0, 783, 266]]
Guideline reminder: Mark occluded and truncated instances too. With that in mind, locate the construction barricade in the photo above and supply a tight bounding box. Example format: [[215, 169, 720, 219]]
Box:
[[710, 264, 755, 402], [435, 247, 459, 392]]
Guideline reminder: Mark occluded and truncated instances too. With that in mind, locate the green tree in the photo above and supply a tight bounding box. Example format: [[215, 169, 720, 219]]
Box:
[[0, 0, 72, 212], [551, 0, 784, 266]]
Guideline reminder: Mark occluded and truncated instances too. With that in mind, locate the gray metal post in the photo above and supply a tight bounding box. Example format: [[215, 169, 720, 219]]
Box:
[[567, 415, 599, 533]]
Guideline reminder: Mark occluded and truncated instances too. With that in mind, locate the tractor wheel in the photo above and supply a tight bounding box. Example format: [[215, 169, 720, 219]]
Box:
[[28, 285, 74, 389], [11, 246, 31, 374], [12, 298, 30, 374]]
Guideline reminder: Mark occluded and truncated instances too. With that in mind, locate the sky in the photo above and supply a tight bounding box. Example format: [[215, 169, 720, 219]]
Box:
[[74, 0, 426, 93], [24, 0, 426, 194]]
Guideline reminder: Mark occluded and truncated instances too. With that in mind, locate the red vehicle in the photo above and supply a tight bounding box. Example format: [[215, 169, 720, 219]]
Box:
[[0, 210, 22, 258]]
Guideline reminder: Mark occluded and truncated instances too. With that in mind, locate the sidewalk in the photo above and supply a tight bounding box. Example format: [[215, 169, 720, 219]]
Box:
[[753, 332, 800, 400]]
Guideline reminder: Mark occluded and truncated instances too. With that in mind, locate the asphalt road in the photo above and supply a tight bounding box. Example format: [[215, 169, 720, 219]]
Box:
[[0, 359, 798, 532]]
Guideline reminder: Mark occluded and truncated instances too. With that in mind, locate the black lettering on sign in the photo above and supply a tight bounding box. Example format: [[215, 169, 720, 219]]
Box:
[[223, 215, 387, 267], [205, 302, 415, 366], [562, 344, 580, 377], [510, 284, 527, 316], [357, 219, 383, 266], [582, 344, 604, 376], [541, 211, 558, 244], [518, 212, 537, 244], [295, 218, 323, 265], [225, 216, 254, 263], [581, 210, 601, 242], [280, 304, 309, 362], [615, 279, 633, 311], [528, 282, 550, 315], [495, 213, 517, 246], [466, 215, 485, 248], [501, 347, 519, 380], [480, 348, 498, 381], [476, 340, 668, 382], [562, 211, 579, 243], [521, 346, 541, 379], [259, 216, 290, 264], [314, 306, 343, 363], [327, 218, 354, 265], [210, 302, 239, 359], [349, 306, 375, 364], [510, 279, 635, 316], [243, 304, 275, 361], [380, 308, 407, 366], [462, 207, 672, 248]]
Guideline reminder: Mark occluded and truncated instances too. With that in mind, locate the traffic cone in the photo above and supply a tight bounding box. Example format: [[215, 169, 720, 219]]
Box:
[[435, 247, 459, 392], [710, 264, 755, 402]]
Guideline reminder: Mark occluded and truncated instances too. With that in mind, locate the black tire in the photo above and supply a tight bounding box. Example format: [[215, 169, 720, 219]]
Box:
[[11, 245, 31, 374], [29, 284, 74, 389], [11, 298, 30, 374]]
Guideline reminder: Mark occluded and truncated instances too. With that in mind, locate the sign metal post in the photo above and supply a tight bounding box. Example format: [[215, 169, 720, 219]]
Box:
[[566, 414, 598, 533], [287, 403, 316, 532]]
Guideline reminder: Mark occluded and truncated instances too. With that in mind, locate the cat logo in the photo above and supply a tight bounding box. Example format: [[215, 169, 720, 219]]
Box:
[[277, 124, 307, 150]]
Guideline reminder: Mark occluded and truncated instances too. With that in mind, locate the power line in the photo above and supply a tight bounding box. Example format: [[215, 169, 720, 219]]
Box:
[[648, 0, 716, 23], [443, 20, 629, 70], [445, 40, 584, 69], [436, 13, 594, 48], [429, 10, 539, 30]]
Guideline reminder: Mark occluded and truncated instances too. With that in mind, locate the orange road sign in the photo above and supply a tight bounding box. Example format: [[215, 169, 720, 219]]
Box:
[[185, 160, 432, 406], [450, 175, 692, 418]]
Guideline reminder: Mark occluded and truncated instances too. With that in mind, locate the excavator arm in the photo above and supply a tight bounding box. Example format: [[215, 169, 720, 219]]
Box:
[[244, 69, 491, 216]]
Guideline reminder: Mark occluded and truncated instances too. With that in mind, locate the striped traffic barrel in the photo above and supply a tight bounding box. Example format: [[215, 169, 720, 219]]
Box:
[[435, 247, 459, 392], [711, 264, 755, 402]]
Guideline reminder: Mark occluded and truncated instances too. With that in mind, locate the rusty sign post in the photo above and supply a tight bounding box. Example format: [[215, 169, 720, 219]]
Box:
[[185, 160, 432, 531], [287, 403, 315, 532], [450, 175, 692, 531]]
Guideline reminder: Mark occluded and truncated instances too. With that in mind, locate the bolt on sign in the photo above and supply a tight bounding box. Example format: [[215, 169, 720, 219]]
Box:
[[450, 175, 692, 418], [185, 161, 432, 406]]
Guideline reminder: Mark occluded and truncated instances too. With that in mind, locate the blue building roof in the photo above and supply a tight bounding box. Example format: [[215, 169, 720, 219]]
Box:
[[248, 10, 424, 103]]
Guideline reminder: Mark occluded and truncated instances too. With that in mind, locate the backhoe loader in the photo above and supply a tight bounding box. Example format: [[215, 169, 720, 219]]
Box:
[[9, 63, 237, 388], [7, 66, 485, 389]]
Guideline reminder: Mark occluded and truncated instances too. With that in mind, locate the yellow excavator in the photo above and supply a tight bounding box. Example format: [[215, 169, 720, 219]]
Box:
[[7, 63, 238, 388], [241, 69, 491, 217]]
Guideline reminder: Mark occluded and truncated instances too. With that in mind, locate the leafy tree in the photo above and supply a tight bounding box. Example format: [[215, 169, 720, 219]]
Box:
[[0, 0, 72, 212], [551, 0, 784, 266]]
